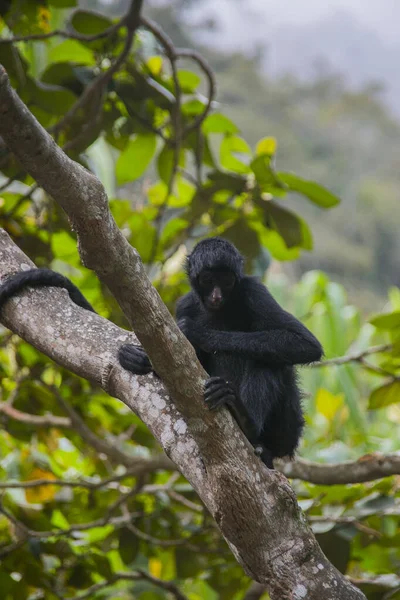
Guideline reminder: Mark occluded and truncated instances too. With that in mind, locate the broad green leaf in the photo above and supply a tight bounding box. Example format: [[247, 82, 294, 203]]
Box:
[[182, 99, 205, 116], [316, 388, 344, 421], [370, 311, 400, 330], [148, 180, 168, 206], [250, 155, 286, 195], [369, 380, 400, 409], [202, 114, 239, 135], [278, 172, 341, 208], [157, 145, 185, 183], [118, 527, 140, 565], [70, 10, 112, 36], [48, 40, 96, 65], [116, 134, 157, 185], [48, 0, 77, 6], [220, 135, 251, 174], [51, 232, 78, 262], [256, 136, 277, 156], [176, 70, 201, 93], [174, 177, 195, 207], [147, 56, 163, 76], [260, 228, 300, 261], [261, 200, 308, 248], [25, 79, 76, 115], [207, 170, 247, 194]]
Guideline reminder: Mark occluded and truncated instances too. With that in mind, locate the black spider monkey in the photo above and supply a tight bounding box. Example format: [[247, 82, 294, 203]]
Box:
[[121, 238, 323, 467], [0, 238, 322, 468]]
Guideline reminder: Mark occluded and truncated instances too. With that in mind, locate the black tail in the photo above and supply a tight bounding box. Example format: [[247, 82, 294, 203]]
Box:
[[0, 268, 95, 313]]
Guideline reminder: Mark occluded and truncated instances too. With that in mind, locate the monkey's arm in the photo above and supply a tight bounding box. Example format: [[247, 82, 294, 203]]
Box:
[[184, 323, 322, 366], [180, 280, 322, 367]]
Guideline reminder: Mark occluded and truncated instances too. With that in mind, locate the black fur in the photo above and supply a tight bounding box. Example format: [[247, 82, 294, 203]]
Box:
[[0, 268, 154, 374], [0, 268, 95, 313], [177, 237, 323, 467]]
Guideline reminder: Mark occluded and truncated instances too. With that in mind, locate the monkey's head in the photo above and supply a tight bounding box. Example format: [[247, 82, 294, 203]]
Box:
[[187, 237, 244, 311]]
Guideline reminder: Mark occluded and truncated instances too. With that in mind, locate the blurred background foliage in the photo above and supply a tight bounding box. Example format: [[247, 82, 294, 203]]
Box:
[[0, 0, 400, 599]]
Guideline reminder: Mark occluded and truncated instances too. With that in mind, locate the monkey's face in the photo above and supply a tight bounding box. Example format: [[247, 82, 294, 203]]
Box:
[[197, 269, 236, 311]]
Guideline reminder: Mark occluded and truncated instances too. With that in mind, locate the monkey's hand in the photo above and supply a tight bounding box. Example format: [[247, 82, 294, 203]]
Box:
[[203, 376, 236, 410], [118, 344, 153, 375]]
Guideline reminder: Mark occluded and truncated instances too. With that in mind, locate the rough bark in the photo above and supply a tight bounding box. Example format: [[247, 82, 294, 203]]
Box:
[[0, 66, 365, 599]]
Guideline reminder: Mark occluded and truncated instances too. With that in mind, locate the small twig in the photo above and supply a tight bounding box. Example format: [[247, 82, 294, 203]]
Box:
[[175, 48, 216, 136], [0, 20, 123, 45], [73, 570, 189, 600], [0, 402, 70, 427], [312, 344, 392, 368], [308, 515, 382, 538]]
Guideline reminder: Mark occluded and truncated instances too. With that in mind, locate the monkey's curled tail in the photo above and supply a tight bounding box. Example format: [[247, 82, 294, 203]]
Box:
[[0, 268, 95, 313]]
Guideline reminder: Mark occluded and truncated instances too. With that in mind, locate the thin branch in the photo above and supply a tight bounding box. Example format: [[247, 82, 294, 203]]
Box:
[[176, 48, 216, 136], [312, 344, 392, 368], [0, 20, 123, 44], [277, 453, 400, 485], [0, 460, 173, 491], [73, 570, 189, 600], [0, 402, 70, 427]]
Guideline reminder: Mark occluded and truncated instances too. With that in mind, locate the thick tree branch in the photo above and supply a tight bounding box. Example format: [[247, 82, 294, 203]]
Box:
[[0, 75, 364, 600]]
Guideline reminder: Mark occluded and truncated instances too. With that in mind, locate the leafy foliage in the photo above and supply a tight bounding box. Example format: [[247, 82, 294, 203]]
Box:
[[0, 2, 399, 600]]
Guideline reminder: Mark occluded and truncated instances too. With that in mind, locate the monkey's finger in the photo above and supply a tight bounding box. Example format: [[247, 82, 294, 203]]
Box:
[[204, 387, 234, 403], [205, 376, 227, 387], [204, 381, 235, 397], [204, 385, 228, 400], [205, 394, 236, 411]]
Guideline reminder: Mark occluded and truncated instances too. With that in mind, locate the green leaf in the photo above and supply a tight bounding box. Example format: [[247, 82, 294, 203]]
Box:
[[260, 200, 309, 248], [250, 155, 286, 195], [176, 70, 201, 93], [207, 170, 247, 195], [70, 10, 112, 36], [148, 181, 168, 206], [220, 135, 251, 174], [278, 172, 341, 208], [369, 380, 400, 409], [160, 218, 188, 247], [370, 311, 400, 330], [25, 79, 76, 115], [116, 134, 157, 185], [202, 113, 239, 135], [256, 136, 277, 156], [48, 0, 77, 6], [157, 145, 184, 184], [48, 40, 96, 65], [181, 99, 205, 116], [118, 527, 140, 565]]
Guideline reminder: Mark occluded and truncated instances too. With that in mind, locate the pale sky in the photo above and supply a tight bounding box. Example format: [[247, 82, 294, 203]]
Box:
[[189, 0, 400, 49]]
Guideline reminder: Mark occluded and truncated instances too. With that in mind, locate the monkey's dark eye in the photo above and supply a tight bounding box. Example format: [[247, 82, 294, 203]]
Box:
[[199, 272, 213, 287], [220, 272, 235, 289]]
